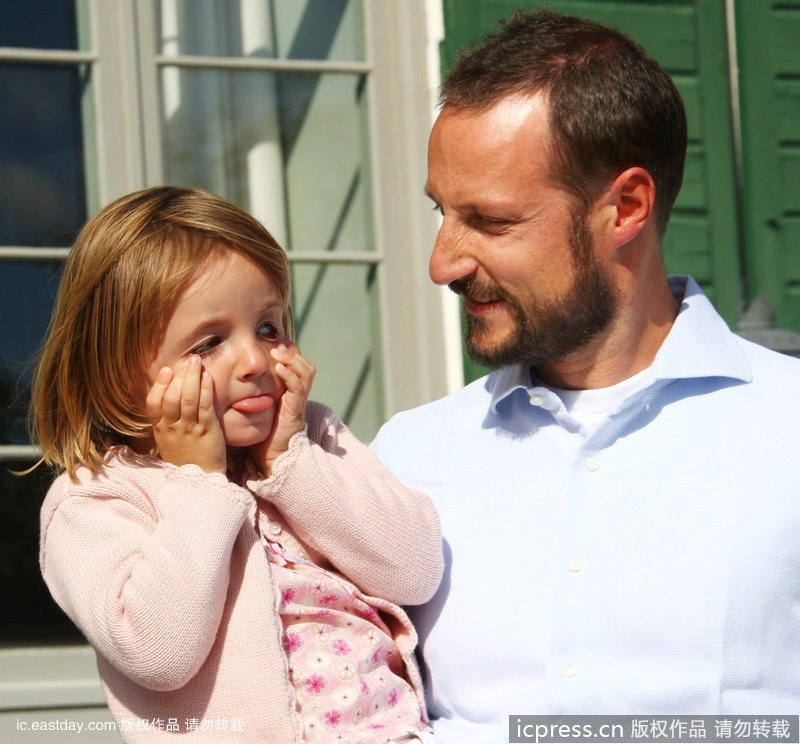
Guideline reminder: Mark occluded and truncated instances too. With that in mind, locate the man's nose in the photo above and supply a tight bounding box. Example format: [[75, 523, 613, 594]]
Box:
[[429, 220, 479, 287]]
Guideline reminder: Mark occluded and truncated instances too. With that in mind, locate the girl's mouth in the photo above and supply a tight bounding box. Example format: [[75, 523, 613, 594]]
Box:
[[229, 395, 275, 413]]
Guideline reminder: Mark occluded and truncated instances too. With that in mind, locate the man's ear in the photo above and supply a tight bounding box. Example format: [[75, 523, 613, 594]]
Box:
[[598, 167, 656, 249]]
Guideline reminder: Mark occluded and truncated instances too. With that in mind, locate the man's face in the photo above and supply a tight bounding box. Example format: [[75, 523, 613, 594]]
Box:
[[426, 95, 617, 370]]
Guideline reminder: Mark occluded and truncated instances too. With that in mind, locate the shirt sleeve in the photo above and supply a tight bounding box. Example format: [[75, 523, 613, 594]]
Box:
[[40, 461, 252, 691], [249, 402, 443, 606]]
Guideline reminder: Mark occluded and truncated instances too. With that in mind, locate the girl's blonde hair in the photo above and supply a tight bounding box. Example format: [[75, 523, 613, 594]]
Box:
[[30, 186, 293, 479]]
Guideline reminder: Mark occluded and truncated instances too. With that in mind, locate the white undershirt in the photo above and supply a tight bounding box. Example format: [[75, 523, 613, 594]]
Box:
[[543, 366, 654, 435]]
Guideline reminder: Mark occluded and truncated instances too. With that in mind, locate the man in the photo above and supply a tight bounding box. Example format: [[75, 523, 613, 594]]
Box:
[[371, 8, 800, 741]]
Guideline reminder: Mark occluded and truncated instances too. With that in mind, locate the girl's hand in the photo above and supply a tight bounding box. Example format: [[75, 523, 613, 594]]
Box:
[[251, 343, 316, 476], [145, 354, 227, 474]]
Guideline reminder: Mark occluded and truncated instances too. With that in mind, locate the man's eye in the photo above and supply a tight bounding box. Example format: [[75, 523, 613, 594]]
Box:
[[477, 215, 505, 226], [474, 214, 511, 231], [191, 337, 220, 356], [258, 322, 281, 341], [431, 203, 444, 216]]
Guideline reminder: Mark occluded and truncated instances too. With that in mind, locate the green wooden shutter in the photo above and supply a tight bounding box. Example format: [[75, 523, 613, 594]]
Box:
[[441, 0, 742, 383], [736, 0, 800, 331]]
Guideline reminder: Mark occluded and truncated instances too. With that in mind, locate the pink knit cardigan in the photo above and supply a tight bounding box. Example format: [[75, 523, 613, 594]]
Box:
[[40, 402, 443, 742]]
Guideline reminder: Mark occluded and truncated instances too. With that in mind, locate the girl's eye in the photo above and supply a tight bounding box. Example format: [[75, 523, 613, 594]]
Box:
[[191, 337, 221, 356], [258, 322, 281, 342]]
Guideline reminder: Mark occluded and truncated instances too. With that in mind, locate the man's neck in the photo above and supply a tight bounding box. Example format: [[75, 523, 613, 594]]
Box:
[[535, 273, 680, 390]]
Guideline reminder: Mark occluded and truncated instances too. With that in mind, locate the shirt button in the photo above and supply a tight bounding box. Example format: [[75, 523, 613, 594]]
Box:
[[564, 664, 578, 678], [568, 559, 583, 573], [268, 523, 282, 536], [585, 456, 599, 472], [530, 395, 543, 406]]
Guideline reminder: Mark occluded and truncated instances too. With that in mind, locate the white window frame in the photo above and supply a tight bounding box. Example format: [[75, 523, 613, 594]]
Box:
[[0, 0, 449, 720]]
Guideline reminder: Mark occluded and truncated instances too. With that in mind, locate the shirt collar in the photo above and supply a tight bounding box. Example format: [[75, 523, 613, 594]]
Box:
[[488, 275, 752, 414]]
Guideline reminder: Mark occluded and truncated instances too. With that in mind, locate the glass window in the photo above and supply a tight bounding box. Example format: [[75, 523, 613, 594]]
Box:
[[0, 262, 63, 445], [0, 461, 84, 644], [0, 0, 95, 652], [0, 1, 445, 725], [0, 64, 92, 247], [160, 68, 373, 254], [292, 262, 384, 436], [0, 0, 84, 51], [0, 0, 384, 657], [156, 0, 365, 61], [155, 0, 380, 441]]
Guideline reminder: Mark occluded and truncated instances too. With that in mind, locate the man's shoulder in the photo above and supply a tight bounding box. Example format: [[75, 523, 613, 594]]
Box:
[[378, 372, 497, 434], [734, 333, 800, 382], [372, 373, 503, 477]]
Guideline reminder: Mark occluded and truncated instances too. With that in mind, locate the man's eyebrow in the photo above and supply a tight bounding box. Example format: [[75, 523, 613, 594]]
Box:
[[423, 185, 437, 201]]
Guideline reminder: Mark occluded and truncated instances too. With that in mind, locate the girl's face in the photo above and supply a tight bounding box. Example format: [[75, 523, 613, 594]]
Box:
[[147, 251, 288, 448]]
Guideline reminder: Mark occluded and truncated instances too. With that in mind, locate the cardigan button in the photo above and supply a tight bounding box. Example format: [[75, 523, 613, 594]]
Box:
[[268, 523, 282, 536]]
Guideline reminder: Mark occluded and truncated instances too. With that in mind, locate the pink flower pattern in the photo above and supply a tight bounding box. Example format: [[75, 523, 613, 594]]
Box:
[[331, 639, 352, 656], [304, 674, 327, 695], [265, 538, 430, 740], [323, 709, 343, 729], [282, 631, 302, 654]]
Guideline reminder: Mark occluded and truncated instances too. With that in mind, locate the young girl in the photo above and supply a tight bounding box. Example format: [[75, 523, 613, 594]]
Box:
[[33, 186, 442, 743]]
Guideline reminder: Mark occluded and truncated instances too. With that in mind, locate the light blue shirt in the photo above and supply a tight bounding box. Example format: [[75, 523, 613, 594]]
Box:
[[372, 276, 800, 742]]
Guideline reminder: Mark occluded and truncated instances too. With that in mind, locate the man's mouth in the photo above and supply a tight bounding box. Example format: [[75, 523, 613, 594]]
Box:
[[464, 296, 505, 314]]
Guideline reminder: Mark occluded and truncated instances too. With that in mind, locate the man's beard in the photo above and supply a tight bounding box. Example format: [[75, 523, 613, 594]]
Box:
[[451, 212, 617, 369]]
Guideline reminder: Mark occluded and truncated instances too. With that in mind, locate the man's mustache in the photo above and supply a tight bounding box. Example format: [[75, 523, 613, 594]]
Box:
[[449, 277, 512, 304]]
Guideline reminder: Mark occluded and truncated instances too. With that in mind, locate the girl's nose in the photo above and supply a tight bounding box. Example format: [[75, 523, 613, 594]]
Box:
[[238, 339, 271, 379]]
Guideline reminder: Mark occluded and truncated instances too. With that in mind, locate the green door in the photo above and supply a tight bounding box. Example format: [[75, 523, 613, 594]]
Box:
[[736, 0, 800, 331], [440, 0, 744, 383]]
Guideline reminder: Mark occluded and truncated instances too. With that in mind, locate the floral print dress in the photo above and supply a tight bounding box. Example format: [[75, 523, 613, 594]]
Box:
[[261, 534, 432, 744]]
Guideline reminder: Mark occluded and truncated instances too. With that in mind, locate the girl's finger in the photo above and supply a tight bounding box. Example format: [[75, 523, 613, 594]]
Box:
[[179, 355, 203, 422], [145, 366, 173, 423], [197, 370, 217, 425], [274, 361, 307, 393], [272, 347, 316, 383], [161, 358, 189, 423]]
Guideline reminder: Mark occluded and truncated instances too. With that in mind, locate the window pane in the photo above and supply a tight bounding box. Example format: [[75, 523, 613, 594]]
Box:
[[157, 0, 364, 61], [0, 262, 63, 446], [0, 0, 88, 51], [160, 68, 373, 254], [0, 461, 84, 644], [0, 64, 93, 247], [291, 263, 384, 441]]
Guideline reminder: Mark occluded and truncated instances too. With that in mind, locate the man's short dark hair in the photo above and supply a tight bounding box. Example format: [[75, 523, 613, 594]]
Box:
[[441, 9, 687, 235]]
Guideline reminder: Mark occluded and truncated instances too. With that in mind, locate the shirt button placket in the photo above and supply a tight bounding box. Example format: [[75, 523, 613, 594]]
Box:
[[568, 559, 583, 573]]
